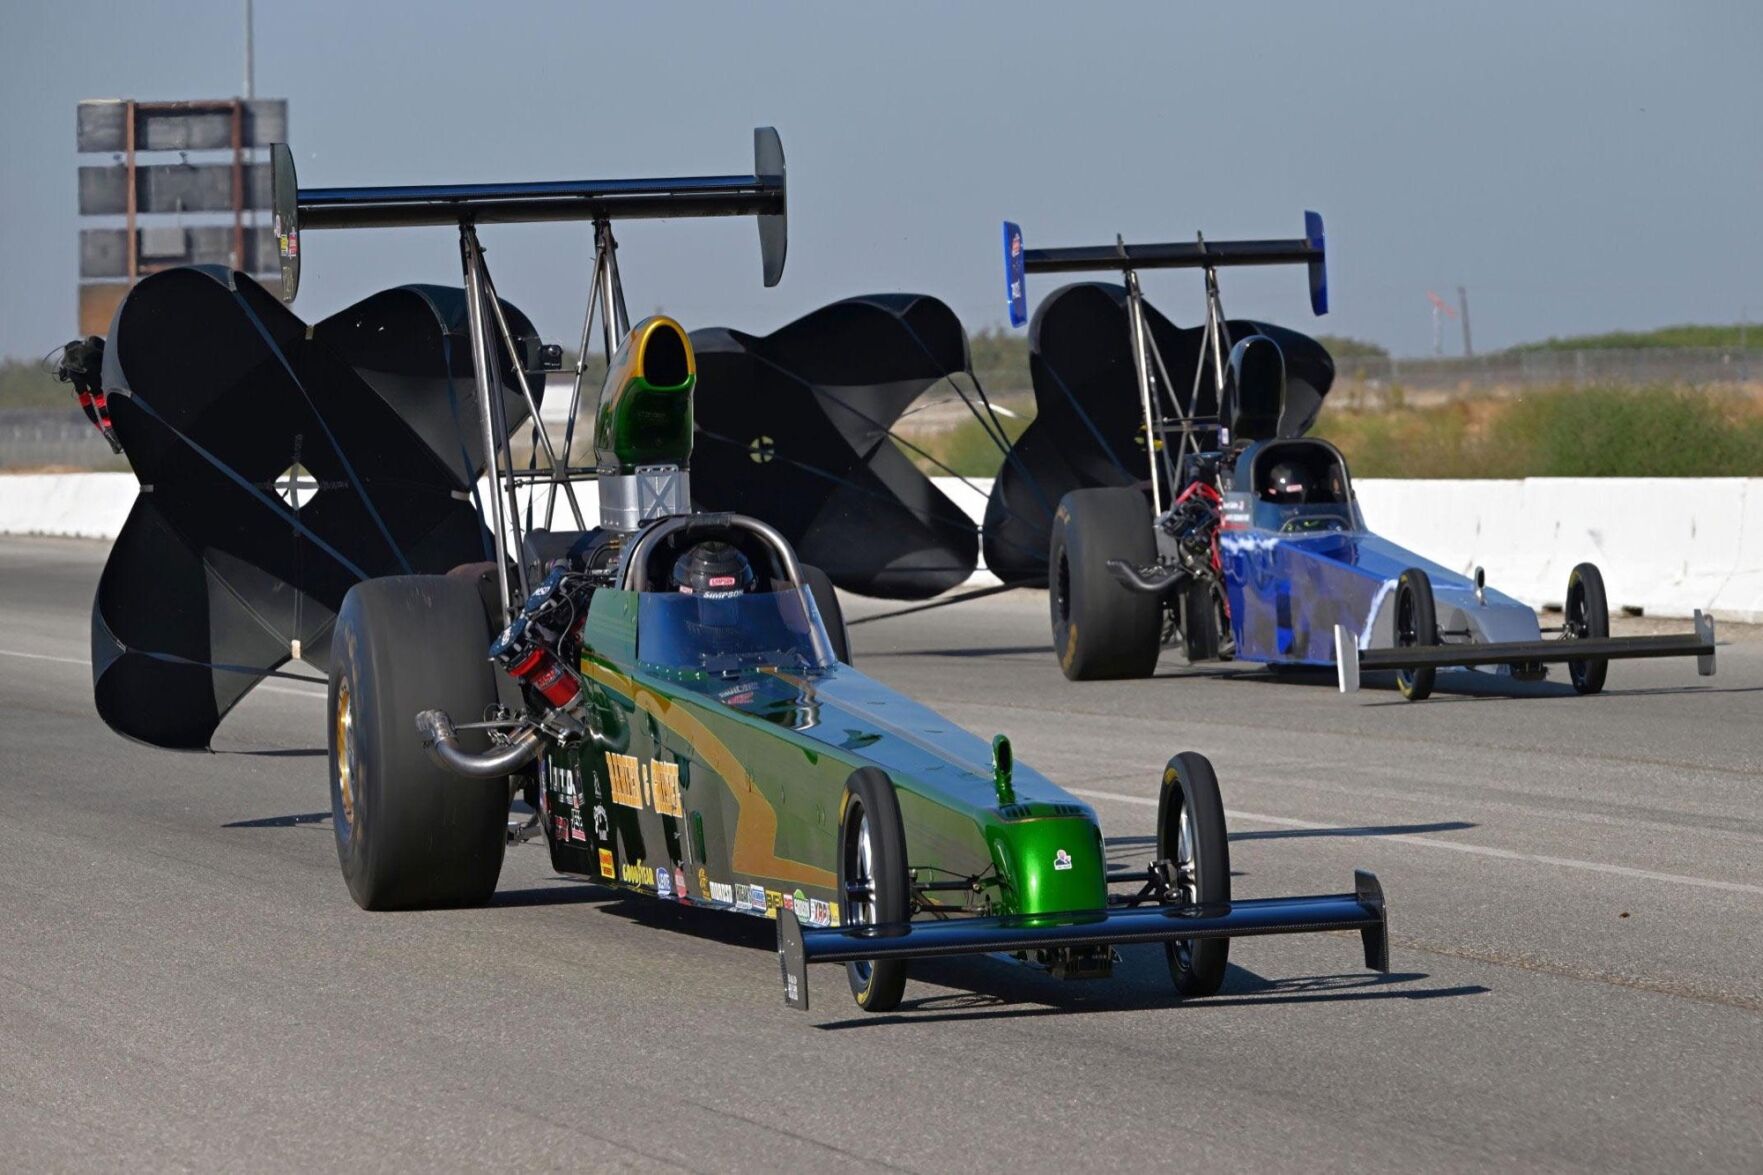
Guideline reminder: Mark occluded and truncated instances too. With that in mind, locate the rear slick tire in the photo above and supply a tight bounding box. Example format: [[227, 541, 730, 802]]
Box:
[[1565, 562, 1610, 695], [329, 575, 508, 911], [839, 768, 910, 1012], [1158, 751, 1230, 998], [1049, 488, 1161, 680]]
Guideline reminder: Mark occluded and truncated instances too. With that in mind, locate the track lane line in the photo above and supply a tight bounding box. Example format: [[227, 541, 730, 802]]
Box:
[[1067, 786, 1763, 897], [0, 647, 326, 702]]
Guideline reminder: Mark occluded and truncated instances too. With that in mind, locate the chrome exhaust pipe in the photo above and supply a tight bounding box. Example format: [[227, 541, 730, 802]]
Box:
[[416, 709, 543, 779]]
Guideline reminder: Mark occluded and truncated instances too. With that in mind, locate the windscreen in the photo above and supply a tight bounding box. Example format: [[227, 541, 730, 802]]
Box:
[[637, 587, 834, 677]]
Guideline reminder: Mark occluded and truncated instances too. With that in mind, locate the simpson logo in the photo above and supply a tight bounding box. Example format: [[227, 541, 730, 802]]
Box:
[[621, 861, 654, 887], [606, 752, 643, 809], [708, 575, 737, 588], [1053, 848, 1073, 871], [651, 760, 684, 819], [597, 849, 615, 879]]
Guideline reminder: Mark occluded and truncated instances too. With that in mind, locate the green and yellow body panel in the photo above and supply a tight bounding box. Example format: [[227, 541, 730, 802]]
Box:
[[538, 588, 1105, 925]]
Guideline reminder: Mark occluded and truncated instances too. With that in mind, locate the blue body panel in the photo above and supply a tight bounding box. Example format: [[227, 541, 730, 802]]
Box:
[[1218, 493, 1533, 667]]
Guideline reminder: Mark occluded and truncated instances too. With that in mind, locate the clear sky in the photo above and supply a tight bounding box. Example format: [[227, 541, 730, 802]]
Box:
[[2, 1, 1759, 360]]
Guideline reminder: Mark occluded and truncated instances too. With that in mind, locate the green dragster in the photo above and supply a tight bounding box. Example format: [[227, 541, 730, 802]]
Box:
[[328, 315, 1389, 1015]]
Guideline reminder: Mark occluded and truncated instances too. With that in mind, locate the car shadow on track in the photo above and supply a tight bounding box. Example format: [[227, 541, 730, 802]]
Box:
[[813, 951, 1489, 1029]]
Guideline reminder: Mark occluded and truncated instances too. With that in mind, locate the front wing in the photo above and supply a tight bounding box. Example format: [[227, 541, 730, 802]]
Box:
[[1332, 612, 1716, 693], [775, 870, 1388, 1010]]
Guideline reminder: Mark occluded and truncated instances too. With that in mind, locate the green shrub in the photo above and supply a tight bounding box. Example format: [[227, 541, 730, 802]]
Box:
[[1324, 385, 1763, 478]]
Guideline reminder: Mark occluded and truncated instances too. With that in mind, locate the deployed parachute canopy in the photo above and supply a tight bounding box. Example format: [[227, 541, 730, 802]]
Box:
[[690, 295, 985, 600], [93, 266, 541, 748]]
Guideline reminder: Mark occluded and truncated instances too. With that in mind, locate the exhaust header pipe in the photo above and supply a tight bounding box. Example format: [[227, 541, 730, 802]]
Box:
[[416, 709, 544, 779]]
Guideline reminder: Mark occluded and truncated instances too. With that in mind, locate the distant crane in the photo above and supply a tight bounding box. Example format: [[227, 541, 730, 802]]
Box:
[[1426, 290, 1457, 356], [1426, 288, 1474, 357]]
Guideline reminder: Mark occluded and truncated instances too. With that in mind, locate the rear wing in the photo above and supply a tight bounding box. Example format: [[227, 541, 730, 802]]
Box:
[[1003, 211, 1327, 326], [271, 127, 787, 301]]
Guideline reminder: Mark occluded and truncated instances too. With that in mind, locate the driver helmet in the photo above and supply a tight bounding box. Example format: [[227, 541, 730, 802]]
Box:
[[672, 541, 756, 600], [1264, 461, 1309, 505]]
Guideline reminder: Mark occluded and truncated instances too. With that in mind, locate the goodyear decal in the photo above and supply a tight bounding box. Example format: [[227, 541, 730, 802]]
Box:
[[621, 861, 655, 887]]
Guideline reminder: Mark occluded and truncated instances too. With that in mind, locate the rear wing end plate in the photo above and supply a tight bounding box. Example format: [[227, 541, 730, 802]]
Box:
[[777, 870, 1387, 1011]]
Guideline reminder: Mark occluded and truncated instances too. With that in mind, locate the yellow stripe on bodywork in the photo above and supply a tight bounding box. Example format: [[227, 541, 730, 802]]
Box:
[[580, 659, 835, 889]]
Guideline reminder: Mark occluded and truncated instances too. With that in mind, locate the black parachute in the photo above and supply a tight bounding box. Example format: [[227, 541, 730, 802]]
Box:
[[982, 281, 1335, 586], [94, 266, 538, 749], [690, 294, 988, 600]]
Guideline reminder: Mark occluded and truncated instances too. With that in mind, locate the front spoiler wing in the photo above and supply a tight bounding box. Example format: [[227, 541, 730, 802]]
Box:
[[775, 870, 1387, 1010], [1332, 612, 1716, 693]]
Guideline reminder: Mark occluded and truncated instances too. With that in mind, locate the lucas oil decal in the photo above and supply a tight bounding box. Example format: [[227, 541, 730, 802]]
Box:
[[605, 752, 685, 819]]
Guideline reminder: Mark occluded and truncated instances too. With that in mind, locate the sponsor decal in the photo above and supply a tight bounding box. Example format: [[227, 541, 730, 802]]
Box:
[[598, 848, 615, 879], [621, 861, 654, 887], [552, 815, 568, 841], [650, 760, 684, 819], [604, 752, 683, 818], [749, 883, 766, 911], [1054, 848, 1073, 871], [569, 811, 586, 842], [674, 863, 690, 901], [592, 804, 608, 840], [1220, 491, 1253, 531], [606, 752, 644, 809], [810, 899, 830, 928], [828, 901, 840, 928], [765, 889, 784, 920], [710, 881, 734, 905], [792, 889, 807, 918], [733, 885, 750, 911], [697, 866, 710, 897], [656, 867, 673, 898]]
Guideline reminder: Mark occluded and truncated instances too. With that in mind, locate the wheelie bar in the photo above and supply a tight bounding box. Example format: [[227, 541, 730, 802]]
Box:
[[775, 870, 1388, 1010], [1332, 612, 1716, 693]]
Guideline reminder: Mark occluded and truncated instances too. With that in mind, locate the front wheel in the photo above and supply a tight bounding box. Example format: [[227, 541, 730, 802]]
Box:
[[839, 768, 910, 1011], [1565, 562, 1609, 695], [329, 575, 508, 910], [1394, 567, 1438, 702], [1158, 751, 1231, 997]]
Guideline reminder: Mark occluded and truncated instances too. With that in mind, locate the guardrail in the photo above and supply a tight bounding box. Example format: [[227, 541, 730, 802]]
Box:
[[2, 472, 1758, 623]]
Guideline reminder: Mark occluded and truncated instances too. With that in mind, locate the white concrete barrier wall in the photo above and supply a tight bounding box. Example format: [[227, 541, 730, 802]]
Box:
[[4, 472, 1759, 623]]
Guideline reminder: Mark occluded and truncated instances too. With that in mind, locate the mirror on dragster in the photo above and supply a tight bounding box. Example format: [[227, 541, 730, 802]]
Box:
[[91, 266, 544, 749]]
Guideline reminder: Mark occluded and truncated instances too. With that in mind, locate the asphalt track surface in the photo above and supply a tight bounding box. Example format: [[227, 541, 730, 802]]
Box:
[[1, 536, 1759, 1171]]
